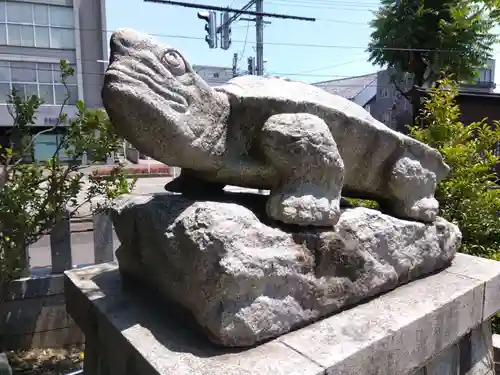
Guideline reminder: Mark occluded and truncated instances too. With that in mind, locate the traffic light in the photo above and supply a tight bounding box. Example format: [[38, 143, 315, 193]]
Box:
[[221, 11, 232, 50], [197, 11, 217, 49]]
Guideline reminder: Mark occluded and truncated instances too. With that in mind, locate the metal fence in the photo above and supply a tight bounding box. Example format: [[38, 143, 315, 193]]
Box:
[[1, 211, 115, 351]]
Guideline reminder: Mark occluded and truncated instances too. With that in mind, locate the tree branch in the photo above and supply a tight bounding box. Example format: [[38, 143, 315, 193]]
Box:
[[390, 76, 411, 101]]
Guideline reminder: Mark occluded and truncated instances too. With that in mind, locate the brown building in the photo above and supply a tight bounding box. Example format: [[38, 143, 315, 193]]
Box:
[[455, 90, 500, 128], [456, 91, 500, 175], [414, 87, 500, 176]]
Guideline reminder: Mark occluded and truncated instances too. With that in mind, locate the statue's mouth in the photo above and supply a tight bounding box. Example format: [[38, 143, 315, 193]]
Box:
[[104, 65, 189, 114]]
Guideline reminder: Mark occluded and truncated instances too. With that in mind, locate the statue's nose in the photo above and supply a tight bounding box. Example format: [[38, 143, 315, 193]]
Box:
[[109, 28, 142, 57]]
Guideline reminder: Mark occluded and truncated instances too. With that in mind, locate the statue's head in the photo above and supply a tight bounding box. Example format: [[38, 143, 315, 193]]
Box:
[[101, 28, 229, 164]]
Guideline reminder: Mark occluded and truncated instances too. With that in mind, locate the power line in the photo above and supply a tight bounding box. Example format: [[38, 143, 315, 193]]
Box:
[[0, 60, 473, 89], [0, 58, 386, 82], [0, 61, 386, 82], [283, 56, 368, 75], [143, 0, 316, 21], [267, 0, 377, 11], [58, 25, 479, 54], [0, 26, 486, 77], [238, 21, 251, 61], [276, 0, 379, 5]]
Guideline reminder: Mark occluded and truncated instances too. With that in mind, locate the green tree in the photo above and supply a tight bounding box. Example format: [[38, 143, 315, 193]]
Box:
[[0, 60, 135, 293], [409, 77, 500, 257], [409, 76, 500, 331], [368, 0, 499, 120]]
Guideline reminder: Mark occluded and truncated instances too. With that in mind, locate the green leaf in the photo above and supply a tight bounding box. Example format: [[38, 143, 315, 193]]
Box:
[[367, 0, 498, 94], [0, 62, 130, 292], [76, 100, 85, 112]]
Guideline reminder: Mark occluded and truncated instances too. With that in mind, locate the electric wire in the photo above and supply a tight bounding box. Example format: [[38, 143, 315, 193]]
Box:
[[0, 24, 491, 83]]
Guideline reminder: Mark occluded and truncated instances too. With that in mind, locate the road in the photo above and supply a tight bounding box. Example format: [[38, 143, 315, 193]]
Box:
[[30, 230, 121, 272], [28, 177, 267, 271], [69, 176, 175, 218], [29, 177, 170, 270]]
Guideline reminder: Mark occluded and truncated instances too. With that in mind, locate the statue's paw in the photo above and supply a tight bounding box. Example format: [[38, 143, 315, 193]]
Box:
[[392, 197, 439, 223], [266, 192, 340, 227]]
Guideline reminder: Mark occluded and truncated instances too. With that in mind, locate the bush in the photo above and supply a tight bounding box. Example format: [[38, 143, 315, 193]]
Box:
[[408, 77, 500, 331], [0, 60, 135, 294], [409, 77, 500, 255]]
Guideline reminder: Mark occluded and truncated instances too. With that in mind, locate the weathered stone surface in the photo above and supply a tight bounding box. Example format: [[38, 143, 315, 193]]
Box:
[[102, 28, 449, 226], [110, 193, 461, 347], [261, 113, 344, 226], [0, 353, 11, 375]]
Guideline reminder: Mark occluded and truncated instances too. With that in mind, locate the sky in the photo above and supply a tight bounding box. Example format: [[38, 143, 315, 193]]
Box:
[[105, 0, 500, 85]]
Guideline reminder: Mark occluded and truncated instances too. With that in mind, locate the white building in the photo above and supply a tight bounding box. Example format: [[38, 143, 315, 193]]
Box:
[[0, 0, 107, 161], [193, 64, 233, 87]]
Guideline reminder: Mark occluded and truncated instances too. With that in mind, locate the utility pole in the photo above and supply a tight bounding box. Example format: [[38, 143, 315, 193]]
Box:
[[247, 56, 255, 75], [255, 0, 264, 76], [144, 0, 316, 56], [232, 53, 238, 77]]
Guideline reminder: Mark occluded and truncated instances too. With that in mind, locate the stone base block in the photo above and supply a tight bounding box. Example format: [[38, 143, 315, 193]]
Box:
[[64, 253, 500, 375], [109, 193, 461, 346]]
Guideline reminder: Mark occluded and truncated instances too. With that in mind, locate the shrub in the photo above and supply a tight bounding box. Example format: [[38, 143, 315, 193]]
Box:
[[408, 77, 500, 331], [0, 60, 135, 298]]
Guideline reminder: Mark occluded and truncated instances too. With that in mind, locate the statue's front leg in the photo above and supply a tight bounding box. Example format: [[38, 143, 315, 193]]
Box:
[[384, 153, 440, 223], [260, 113, 344, 227], [164, 168, 226, 196]]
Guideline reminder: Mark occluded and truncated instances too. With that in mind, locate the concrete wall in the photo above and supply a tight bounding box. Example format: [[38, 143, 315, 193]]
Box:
[[492, 333, 500, 374], [413, 321, 494, 375], [75, 0, 107, 108], [370, 69, 413, 131], [0, 273, 83, 350], [371, 69, 394, 128]]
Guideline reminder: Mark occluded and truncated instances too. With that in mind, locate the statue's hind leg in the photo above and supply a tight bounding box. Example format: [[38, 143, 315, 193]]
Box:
[[260, 113, 344, 227], [384, 153, 439, 222]]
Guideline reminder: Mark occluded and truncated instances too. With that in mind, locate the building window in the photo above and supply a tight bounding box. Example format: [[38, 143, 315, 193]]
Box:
[[478, 68, 492, 84], [382, 112, 391, 125], [379, 87, 389, 98], [0, 1, 75, 49], [0, 60, 78, 105]]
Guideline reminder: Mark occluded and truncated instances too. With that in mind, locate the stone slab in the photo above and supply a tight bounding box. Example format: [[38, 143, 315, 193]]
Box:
[[444, 253, 500, 320], [64, 253, 500, 375], [278, 259, 485, 375], [64, 263, 323, 375], [467, 322, 494, 375], [0, 273, 84, 351], [0, 294, 69, 335], [1, 273, 65, 301], [1, 324, 83, 350]]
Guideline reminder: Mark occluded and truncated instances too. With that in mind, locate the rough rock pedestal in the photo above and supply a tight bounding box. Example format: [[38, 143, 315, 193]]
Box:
[[108, 192, 461, 347]]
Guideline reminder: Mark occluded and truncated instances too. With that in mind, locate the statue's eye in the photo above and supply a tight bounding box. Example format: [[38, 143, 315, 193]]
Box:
[[162, 50, 185, 76]]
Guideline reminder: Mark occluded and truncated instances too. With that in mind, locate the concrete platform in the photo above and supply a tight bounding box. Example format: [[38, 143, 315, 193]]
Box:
[[64, 253, 500, 375]]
